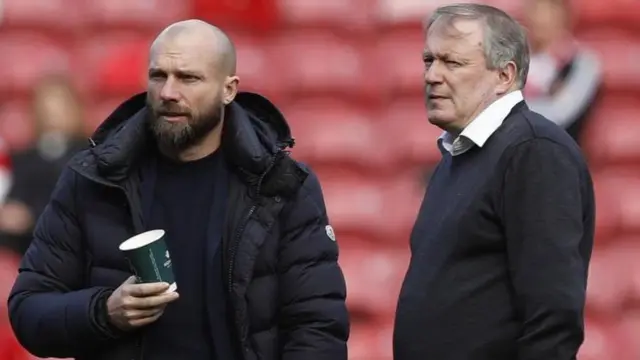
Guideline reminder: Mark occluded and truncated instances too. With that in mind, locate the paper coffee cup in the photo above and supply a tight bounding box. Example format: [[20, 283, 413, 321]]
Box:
[[119, 230, 177, 293]]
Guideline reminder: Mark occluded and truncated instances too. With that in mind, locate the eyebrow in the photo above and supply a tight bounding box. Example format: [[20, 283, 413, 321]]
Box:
[[422, 52, 450, 60], [422, 51, 466, 63], [148, 67, 205, 78]]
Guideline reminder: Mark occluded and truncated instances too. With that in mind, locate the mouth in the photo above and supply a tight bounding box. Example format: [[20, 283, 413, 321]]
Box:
[[428, 95, 448, 100], [158, 112, 189, 122]]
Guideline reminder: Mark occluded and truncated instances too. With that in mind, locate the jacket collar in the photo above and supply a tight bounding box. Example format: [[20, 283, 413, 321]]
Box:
[[70, 91, 305, 198]]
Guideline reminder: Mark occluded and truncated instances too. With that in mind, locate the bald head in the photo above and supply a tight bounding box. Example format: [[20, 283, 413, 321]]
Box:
[[150, 19, 236, 76], [146, 20, 240, 159]]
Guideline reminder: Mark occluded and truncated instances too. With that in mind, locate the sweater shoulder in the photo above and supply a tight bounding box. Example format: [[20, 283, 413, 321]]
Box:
[[495, 108, 587, 169]]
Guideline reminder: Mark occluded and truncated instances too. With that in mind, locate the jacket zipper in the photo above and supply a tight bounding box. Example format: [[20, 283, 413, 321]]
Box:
[[226, 151, 282, 354], [226, 152, 281, 293]]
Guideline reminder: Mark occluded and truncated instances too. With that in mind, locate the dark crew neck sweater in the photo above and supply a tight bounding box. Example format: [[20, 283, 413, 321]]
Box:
[[394, 104, 595, 360], [144, 150, 222, 360]]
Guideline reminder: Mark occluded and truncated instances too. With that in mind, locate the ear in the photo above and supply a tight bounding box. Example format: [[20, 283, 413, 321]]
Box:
[[223, 76, 240, 104], [496, 61, 518, 95]]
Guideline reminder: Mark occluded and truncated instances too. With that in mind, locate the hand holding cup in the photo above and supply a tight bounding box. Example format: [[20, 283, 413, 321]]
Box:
[[111, 229, 179, 331], [106, 276, 179, 331]]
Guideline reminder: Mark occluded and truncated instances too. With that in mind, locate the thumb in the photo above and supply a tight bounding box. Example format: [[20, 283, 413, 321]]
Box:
[[123, 275, 138, 285]]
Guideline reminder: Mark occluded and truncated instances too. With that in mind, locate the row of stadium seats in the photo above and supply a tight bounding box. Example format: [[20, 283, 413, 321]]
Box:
[[343, 240, 640, 359], [339, 235, 640, 319], [1, 29, 639, 98], [2, 91, 639, 168], [348, 313, 640, 359], [2, 0, 640, 32]]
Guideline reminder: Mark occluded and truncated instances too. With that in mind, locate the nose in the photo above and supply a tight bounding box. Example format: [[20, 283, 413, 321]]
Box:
[[424, 61, 444, 85], [159, 78, 180, 102]]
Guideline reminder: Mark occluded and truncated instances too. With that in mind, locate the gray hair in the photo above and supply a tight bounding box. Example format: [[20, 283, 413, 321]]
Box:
[[425, 3, 530, 89]]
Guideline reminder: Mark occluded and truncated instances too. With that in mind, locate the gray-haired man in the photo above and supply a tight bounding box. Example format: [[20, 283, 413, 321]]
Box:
[[393, 4, 594, 360]]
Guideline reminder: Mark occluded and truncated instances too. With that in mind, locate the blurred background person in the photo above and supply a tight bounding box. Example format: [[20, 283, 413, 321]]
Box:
[[523, 0, 602, 143], [0, 75, 86, 256], [0, 140, 13, 207]]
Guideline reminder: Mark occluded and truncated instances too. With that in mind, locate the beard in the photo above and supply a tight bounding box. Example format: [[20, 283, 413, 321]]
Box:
[[146, 97, 223, 154]]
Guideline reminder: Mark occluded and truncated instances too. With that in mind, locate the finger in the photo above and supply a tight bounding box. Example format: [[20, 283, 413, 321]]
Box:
[[129, 310, 164, 327], [124, 307, 165, 320], [124, 292, 179, 309], [123, 276, 137, 285], [126, 282, 171, 297]]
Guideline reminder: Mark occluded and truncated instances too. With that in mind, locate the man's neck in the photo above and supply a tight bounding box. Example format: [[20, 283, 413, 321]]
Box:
[[442, 90, 518, 136]]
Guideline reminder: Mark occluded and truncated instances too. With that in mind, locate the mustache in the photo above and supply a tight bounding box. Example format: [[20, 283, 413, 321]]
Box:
[[154, 103, 191, 116]]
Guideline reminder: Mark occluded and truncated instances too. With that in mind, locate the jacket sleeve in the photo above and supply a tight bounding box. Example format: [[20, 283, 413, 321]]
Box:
[[277, 167, 349, 360], [8, 167, 120, 358], [502, 139, 592, 360]]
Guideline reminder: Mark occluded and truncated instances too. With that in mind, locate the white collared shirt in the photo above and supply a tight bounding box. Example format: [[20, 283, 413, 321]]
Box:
[[439, 91, 524, 156]]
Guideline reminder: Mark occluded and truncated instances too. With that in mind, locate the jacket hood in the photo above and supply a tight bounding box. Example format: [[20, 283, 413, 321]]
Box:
[[72, 91, 301, 195]]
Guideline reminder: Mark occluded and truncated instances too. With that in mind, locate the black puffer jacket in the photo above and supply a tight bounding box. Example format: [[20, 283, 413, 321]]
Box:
[[8, 92, 350, 360]]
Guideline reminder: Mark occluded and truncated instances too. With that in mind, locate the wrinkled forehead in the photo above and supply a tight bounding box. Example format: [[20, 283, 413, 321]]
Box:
[[149, 35, 219, 74], [425, 17, 485, 56]]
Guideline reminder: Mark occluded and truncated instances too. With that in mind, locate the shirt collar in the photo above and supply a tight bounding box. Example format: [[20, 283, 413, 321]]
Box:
[[439, 90, 524, 149]]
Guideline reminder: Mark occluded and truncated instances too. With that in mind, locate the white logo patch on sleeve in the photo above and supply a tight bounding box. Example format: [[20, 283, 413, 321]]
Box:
[[325, 225, 336, 241]]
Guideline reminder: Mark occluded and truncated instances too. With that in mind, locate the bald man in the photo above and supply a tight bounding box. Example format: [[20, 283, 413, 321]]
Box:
[[8, 20, 349, 360]]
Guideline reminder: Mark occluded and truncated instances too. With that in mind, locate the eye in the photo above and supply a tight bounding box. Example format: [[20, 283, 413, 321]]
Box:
[[179, 74, 201, 83], [148, 71, 166, 81]]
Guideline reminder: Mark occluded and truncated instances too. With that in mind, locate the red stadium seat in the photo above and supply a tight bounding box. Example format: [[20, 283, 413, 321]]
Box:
[[375, 0, 442, 27], [282, 99, 383, 168], [579, 317, 637, 360], [375, 0, 520, 28], [317, 174, 388, 233], [586, 247, 630, 315], [0, 0, 84, 32], [581, 96, 640, 167], [579, 31, 640, 92], [270, 31, 379, 99], [87, 97, 131, 134], [349, 317, 394, 360], [575, 0, 640, 32], [77, 33, 154, 95], [617, 240, 640, 305], [589, 169, 640, 235], [315, 171, 423, 240], [339, 238, 409, 316], [375, 29, 425, 96], [0, 32, 74, 96], [619, 310, 640, 357], [229, 33, 283, 98], [378, 97, 443, 167], [193, 0, 279, 31], [276, 0, 375, 31], [591, 172, 621, 241], [84, 0, 190, 30]]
